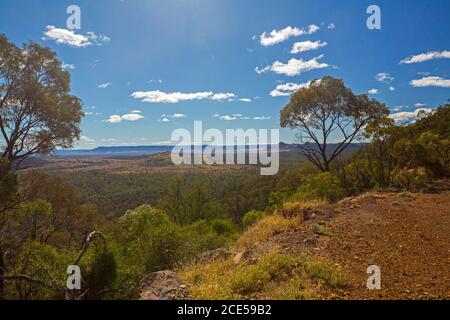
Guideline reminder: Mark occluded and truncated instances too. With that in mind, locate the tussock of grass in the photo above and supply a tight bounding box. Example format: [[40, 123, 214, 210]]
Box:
[[278, 200, 327, 217], [300, 258, 347, 287], [311, 224, 335, 237], [178, 253, 347, 300], [236, 214, 303, 248]]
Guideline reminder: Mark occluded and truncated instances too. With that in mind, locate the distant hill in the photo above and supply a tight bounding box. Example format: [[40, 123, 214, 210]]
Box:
[[54, 145, 174, 158], [52, 143, 366, 159]]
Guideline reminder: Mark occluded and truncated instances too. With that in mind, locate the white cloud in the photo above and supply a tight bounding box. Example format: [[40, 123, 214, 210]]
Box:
[[400, 50, 450, 64], [42, 26, 110, 48], [211, 93, 236, 101], [291, 40, 327, 54], [391, 105, 407, 112], [368, 88, 379, 95], [80, 135, 95, 142], [389, 86, 395, 91], [131, 90, 238, 103], [62, 63, 76, 70], [158, 113, 186, 122], [171, 113, 187, 119], [410, 76, 450, 88], [220, 115, 237, 121], [85, 112, 102, 116], [98, 82, 112, 89], [256, 55, 329, 77], [131, 109, 142, 113], [375, 72, 394, 83], [216, 114, 270, 121], [414, 103, 427, 107], [148, 79, 163, 84], [105, 113, 144, 123], [121, 113, 144, 121], [239, 98, 252, 102], [211, 113, 220, 118], [255, 66, 271, 74], [259, 24, 320, 47], [327, 23, 336, 29], [389, 108, 434, 123], [270, 81, 317, 97]]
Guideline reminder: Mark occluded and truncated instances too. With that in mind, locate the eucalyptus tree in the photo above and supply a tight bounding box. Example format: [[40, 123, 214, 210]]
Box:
[[280, 76, 388, 172]]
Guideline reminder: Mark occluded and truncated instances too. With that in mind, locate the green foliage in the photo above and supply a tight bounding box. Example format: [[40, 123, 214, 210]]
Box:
[[6, 241, 71, 299], [392, 167, 433, 191], [117, 205, 236, 285], [280, 76, 388, 172], [0, 34, 83, 162], [180, 253, 346, 299], [229, 254, 297, 295], [119, 205, 184, 272], [311, 224, 334, 237], [242, 210, 265, 229], [210, 218, 237, 237], [275, 164, 318, 193], [300, 257, 347, 287], [59, 169, 276, 220], [84, 248, 117, 300], [293, 172, 344, 202]]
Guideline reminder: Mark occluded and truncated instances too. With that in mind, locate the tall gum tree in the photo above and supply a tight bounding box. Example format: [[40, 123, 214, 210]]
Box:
[[0, 33, 83, 299], [280, 76, 389, 172], [0, 34, 83, 165]]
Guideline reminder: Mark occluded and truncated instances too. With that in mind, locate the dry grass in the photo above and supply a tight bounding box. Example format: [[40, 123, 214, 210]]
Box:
[[278, 200, 324, 216], [178, 200, 347, 300], [236, 214, 303, 249], [178, 252, 347, 300], [236, 200, 326, 249]]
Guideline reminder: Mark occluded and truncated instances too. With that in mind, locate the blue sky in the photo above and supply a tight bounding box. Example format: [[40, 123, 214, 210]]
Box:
[[1, 0, 449, 148]]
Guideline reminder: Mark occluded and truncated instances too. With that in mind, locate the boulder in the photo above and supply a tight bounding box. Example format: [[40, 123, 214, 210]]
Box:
[[139, 270, 189, 300], [198, 248, 231, 263]]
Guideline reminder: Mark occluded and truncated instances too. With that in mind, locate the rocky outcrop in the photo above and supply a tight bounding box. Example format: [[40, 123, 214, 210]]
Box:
[[139, 270, 189, 300], [198, 248, 231, 264]]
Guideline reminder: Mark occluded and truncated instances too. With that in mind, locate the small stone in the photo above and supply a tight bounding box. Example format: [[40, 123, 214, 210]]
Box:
[[233, 251, 245, 265]]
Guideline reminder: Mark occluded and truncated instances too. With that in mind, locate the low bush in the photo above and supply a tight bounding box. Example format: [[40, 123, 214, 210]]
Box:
[[242, 210, 265, 229]]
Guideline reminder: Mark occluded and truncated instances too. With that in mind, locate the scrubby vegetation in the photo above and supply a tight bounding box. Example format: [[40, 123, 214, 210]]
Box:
[[179, 252, 347, 300], [0, 39, 448, 300]]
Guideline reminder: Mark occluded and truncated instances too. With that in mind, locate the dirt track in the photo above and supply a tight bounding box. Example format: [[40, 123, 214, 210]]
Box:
[[321, 190, 450, 299], [266, 188, 450, 299]]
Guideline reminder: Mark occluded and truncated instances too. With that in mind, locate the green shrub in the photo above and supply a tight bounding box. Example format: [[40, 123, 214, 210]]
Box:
[[210, 218, 237, 236], [242, 210, 265, 229], [229, 254, 297, 294], [392, 167, 433, 191], [300, 258, 347, 287], [84, 248, 117, 299], [293, 172, 344, 202]]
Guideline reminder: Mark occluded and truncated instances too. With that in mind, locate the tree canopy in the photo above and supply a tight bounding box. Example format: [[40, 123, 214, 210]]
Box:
[[0, 34, 83, 164], [280, 76, 389, 171]]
